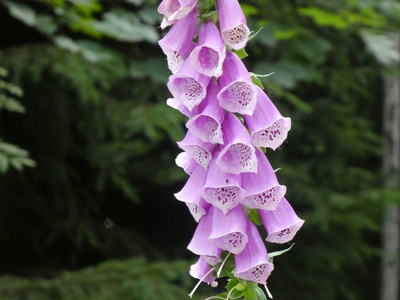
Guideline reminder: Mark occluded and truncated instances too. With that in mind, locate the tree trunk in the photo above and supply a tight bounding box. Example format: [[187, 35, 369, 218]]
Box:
[[380, 34, 400, 300]]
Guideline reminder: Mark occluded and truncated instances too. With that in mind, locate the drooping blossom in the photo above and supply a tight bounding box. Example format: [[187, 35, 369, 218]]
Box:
[[259, 197, 305, 244], [217, 0, 250, 50], [241, 148, 286, 210], [158, 0, 198, 29], [186, 80, 225, 145], [245, 86, 292, 150], [175, 152, 198, 175], [234, 221, 274, 284], [187, 210, 222, 264], [208, 205, 248, 254], [159, 8, 199, 74], [190, 256, 218, 287], [189, 20, 226, 77], [167, 58, 211, 111], [217, 50, 258, 115], [201, 147, 245, 214], [216, 112, 257, 174], [177, 130, 214, 170]]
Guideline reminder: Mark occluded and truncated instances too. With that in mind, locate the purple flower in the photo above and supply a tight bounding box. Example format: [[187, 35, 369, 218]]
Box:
[[177, 130, 214, 170], [244, 86, 291, 150], [159, 8, 199, 74], [208, 205, 248, 254], [158, 0, 198, 29], [259, 198, 305, 244], [217, 0, 250, 50], [216, 113, 257, 174], [241, 148, 286, 210], [201, 147, 246, 214], [234, 221, 274, 284], [188, 209, 222, 264], [174, 164, 210, 222], [189, 20, 226, 77], [175, 152, 198, 175], [189, 256, 218, 286], [186, 80, 225, 145], [217, 50, 258, 115], [168, 58, 211, 111]]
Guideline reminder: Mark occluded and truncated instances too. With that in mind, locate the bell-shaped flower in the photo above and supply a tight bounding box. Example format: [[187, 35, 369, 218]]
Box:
[[168, 59, 211, 111], [244, 87, 291, 150], [217, 0, 250, 50], [201, 147, 246, 214], [189, 20, 226, 77], [175, 152, 198, 175], [216, 113, 257, 174], [234, 221, 274, 284], [177, 131, 214, 170], [217, 51, 258, 115], [241, 148, 286, 210], [190, 256, 218, 286], [186, 80, 225, 145], [188, 210, 222, 265], [208, 205, 248, 254], [186, 197, 210, 223], [159, 8, 199, 74], [259, 198, 305, 244], [174, 164, 207, 204], [158, 0, 198, 29], [175, 165, 210, 222]]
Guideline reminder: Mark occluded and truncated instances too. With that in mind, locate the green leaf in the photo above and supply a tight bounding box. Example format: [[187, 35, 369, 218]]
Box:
[[249, 209, 263, 225], [93, 11, 159, 43], [233, 48, 249, 59], [268, 243, 295, 262], [54, 36, 80, 53], [298, 7, 348, 30], [4, 1, 37, 26], [251, 75, 264, 89], [254, 287, 267, 300], [36, 15, 58, 35], [360, 30, 400, 66]]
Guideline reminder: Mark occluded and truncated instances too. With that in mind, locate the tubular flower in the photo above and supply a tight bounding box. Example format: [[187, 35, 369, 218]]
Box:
[[259, 198, 305, 244], [217, 50, 258, 115], [177, 130, 214, 170], [167, 58, 211, 111], [217, 0, 250, 50], [241, 148, 286, 210], [217, 112, 257, 174], [159, 0, 304, 297], [158, 0, 198, 29], [245, 86, 292, 150], [234, 221, 274, 284], [159, 8, 199, 74], [190, 20, 226, 77], [186, 80, 225, 145]]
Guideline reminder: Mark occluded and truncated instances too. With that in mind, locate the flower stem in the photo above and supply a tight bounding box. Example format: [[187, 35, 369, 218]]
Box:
[[188, 267, 215, 298], [264, 283, 273, 299], [217, 253, 231, 277]]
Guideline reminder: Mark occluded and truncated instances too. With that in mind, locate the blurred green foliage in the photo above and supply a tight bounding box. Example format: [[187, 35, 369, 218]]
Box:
[[0, 258, 203, 300], [0, 0, 399, 299]]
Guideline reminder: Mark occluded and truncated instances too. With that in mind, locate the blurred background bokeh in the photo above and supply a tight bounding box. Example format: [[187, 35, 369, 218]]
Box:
[[0, 0, 399, 299]]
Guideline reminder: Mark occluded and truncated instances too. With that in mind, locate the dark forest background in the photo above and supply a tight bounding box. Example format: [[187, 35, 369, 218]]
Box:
[[0, 0, 399, 299]]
